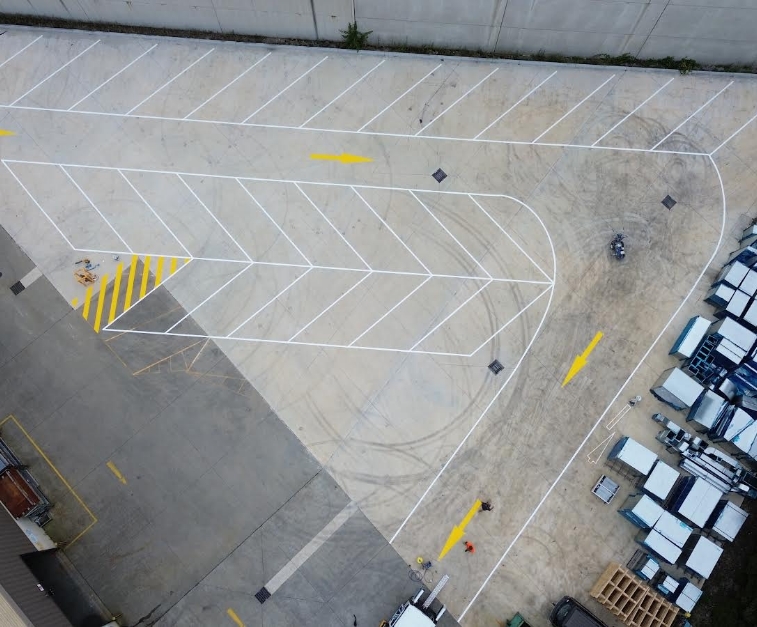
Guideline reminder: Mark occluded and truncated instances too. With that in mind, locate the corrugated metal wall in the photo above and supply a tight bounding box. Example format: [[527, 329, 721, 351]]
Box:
[[0, 510, 72, 627], [0, 585, 31, 627]]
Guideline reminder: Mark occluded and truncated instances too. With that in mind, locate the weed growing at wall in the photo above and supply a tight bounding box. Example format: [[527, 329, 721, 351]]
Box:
[[340, 21, 372, 52]]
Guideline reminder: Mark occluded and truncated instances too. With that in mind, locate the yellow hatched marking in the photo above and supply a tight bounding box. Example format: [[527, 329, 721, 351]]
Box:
[[93, 274, 109, 333], [124, 255, 138, 311], [139, 255, 151, 299], [108, 263, 124, 323], [82, 286, 93, 320], [154, 256, 165, 287], [170, 256, 177, 275]]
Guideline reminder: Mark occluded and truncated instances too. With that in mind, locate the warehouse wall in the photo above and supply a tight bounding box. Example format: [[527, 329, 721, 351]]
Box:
[[1, 0, 757, 65]]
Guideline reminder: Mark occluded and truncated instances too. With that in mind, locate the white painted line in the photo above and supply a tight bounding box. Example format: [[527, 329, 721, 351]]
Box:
[[299, 59, 385, 128], [166, 263, 254, 332], [457, 154, 726, 621], [652, 81, 733, 150], [11, 40, 100, 106], [242, 56, 328, 123], [103, 259, 192, 330], [468, 194, 552, 282], [532, 74, 616, 143], [0, 102, 708, 157], [351, 186, 430, 274], [126, 49, 214, 115], [178, 174, 252, 262], [410, 191, 492, 279], [357, 63, 442, 132], [60, 166, 133, 253], [0, 35, 42, 73], [416, 68, 498, 136], [69, 44, 158, 111], [410, 279, 492, 351], [265, 501, 358, 595], [474, 71, 557, 140], [237, 180, 312, 265], [288, 273, 372, 341], [295, 182, 372, 270], [467, 286, 551, 356], [587, 432, 615, 464], [184, 52, 271, 120], [3, 161, 75, 249], [226, 267, 313, 338], [104, 327, 471, 357], [118, 170, 192, 258], [592, 77, 674, 147], [390, 194, 557, 544], [711, 109, 757, 155], [349, 275, 432, 347], [19, 266, 42, 288]]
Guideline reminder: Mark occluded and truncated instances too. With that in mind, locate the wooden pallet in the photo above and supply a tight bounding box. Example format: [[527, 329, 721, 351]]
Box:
[[591, 563, 678, 627]]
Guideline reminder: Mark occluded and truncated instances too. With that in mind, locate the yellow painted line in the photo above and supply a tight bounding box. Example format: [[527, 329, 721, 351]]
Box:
[[0, 129, 15, 136], [438, 499, 482, 560], [154, 256, 164, 288], [226, 608, 245, 627], [124, 254, 138, 311], [169, 256, 177, 275], [139, 255, 151, 299], [71, 297, 79, 308], [562, 331, 604, 387], [108, 262, 124, 323], [185, 258, 190, 264], [106, 461, 127, 485], [310, 152, 372, 164], [82, 286, 93, 320], [93, 274, 109, 333], [0, 415, 96, 547]]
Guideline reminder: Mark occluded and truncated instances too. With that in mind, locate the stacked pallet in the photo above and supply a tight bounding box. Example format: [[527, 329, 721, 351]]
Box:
[[590, 563, 678, 627]]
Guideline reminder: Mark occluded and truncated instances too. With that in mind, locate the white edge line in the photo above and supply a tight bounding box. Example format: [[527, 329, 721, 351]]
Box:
[[652, 80, 733, 150], [60, 165, 133, 252], [532, 74, 616, 143], [474, 70, 557, 140], [288, 273, 372, 341], [0, 35, 42, 72], [69, 44, 158, 111], [242, 56, 328, 123], [300, 59, 385, 128], [184, 52, 271, 120], [390, 193, 557, 543], [11, 39, 100, 106], [410, 190, 492, 279], [237, 179, 312, 265], [166, 262, 254, 332], [466, 285, 551, 356], [126, 48, 214, 115], [103, 258, 193, 330], [178, 174, 252, 262], [226, 267, 313, 337], [351, 186, 431, 274], [118, 170, 192, 257], [592, 77, 674, 147], [416, 68, 498, 136], [295, 182, 372, 270], [349, 275, 432, 347], [102, 327, 470, 357], [457, 153, 726, 621], [357, 63, 442, 132], [2, 160, 75, 249], [711, 107, 757, 155], [468, 194, 552, 282], [410, 279, 492, 351]]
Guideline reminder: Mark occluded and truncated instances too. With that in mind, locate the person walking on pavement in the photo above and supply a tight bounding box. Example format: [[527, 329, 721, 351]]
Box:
[[481, 501, 493, 512], [464, 541, 475, 553]]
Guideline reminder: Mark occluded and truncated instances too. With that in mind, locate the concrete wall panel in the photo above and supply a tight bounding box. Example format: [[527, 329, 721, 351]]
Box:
[[354, 0, 505, 26], [650, 5, 757, 42], [495, 27, 647, 58], [355, 17, 498, 50]]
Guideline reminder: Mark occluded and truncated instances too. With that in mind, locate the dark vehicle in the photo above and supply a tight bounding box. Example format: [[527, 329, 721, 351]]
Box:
[[549, 597, 608, 627], [610, 233, 626, 260]]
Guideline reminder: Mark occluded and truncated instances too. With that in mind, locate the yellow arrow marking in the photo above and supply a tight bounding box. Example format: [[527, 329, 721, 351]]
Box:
[[310, 152, 373, 164], [438, 499, 482, 560], [106, 461, 127, 485], [0, 129, 15, 136], [562, 331, 604, 387]]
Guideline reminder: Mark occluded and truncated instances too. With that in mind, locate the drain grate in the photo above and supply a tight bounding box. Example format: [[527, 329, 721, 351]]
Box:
[[432, 168, 447, 183], [255, 587, 271, 604], [9, 281, 24, 295], [489, 359, 504, 375], [661, 195, 677, 210]]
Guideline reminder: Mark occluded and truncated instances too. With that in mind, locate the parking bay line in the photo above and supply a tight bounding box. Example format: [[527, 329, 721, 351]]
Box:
[[257, 501, 358, 601]]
